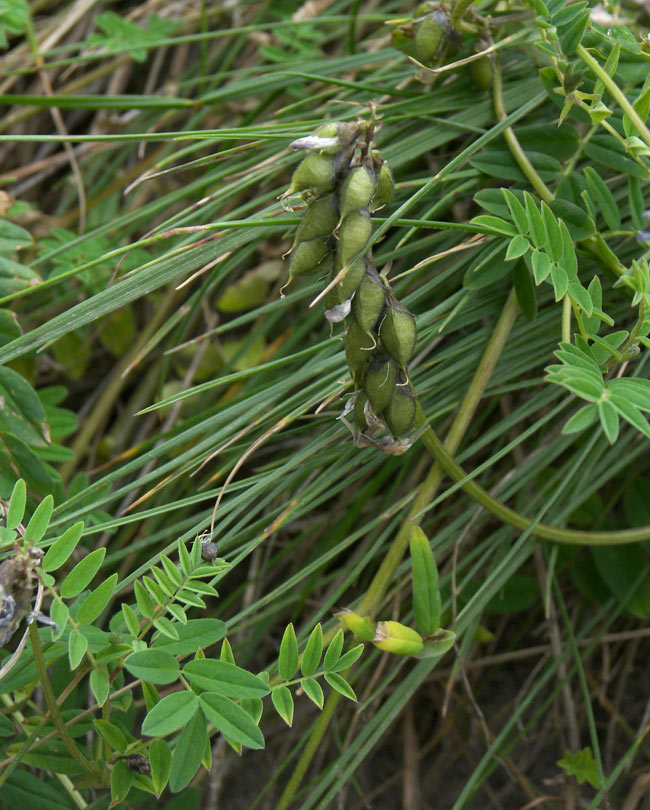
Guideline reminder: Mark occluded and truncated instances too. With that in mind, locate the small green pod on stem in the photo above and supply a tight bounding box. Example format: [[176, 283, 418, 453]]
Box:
[[288, 153, 337, 196], [373, 620, 424, 657], [339, 165, 376, 219], [345, 319, 376, 385], [351, 264, 386, 335], [383, 386, 416, 438], [294, 195, 339, 243], [364, 358, 396, 413], [287, 237, 331, 281], [371, 158, 395, 210], [337, 210, 372, 265], [414, 14, 443, 64], [379, 298, 417, 368]]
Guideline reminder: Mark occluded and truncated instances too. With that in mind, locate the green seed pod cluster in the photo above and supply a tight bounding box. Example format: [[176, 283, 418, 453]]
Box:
[[283, 119, 420, 445]]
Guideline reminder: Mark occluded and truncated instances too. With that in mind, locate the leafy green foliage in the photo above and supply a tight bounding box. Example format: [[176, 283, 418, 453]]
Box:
[[557, 747, 600, 788]]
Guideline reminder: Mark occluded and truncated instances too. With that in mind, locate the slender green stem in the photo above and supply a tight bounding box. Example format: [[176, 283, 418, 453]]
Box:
[[415, 413, 650, 544], [493, 56, 554, 204], [450, 0, 475, 30], [29, 624, 104, 784], [562, 294, 571, 342], [577, 44, 650, 149], [276, 288, 521, 810]]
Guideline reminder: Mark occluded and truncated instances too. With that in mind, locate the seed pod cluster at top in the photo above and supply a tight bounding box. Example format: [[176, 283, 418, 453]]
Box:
[[284, 120, 418, 441]]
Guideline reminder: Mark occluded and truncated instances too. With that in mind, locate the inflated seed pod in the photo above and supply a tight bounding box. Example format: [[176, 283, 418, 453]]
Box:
[[289, 153, 336, 195], [345, 319, 375, 385], [391, 27, 416, 58], [371, 160, 395, 210], [337, 210, 372, 265], [335, 609, 376, 642], [467, 55, 493, 91], [339, 166, 376, 219], [379, 300, 416, 368], [415, 14, 443, 64], [364, 358, 396, 413], [373, 620, 424, 657], [288, 237, 331, 280], [295, 195, 339, 243], [353, 391, 369, 431], [352, 265, 386, 335], [383, 387, 416, 437]]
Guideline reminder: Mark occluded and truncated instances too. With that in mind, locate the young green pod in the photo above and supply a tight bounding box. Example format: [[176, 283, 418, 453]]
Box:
[[467, 55, 493, 91], [289, 153, 336, 195], [373, 620, 423, 657], [391, 27, 416, 59], [345, 320, 376, 385], [337, 210, 372, 265], [364, 358, 396, 413], [339, 166, 376, 219], [325, 257, 366, 306], [351, 265, 385, 335], [335, 609, 376, 642], [371, 160, 395, 210], [288, 238, 331, 280], [379, 300, 416, 368], [383, 387, 416, 437], [353, 391, 370, 431], [294, 195, 339, 243], [414, 15, 443, 64]]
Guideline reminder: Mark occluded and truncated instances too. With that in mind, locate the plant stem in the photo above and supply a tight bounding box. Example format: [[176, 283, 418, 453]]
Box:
[[493, 56, 554, 204], [577, 44, 650, 149], [28, 624, 104, 784], [415, 414, 650, 544], [275, 287, 521, 810], [450, 0, 475, 30]]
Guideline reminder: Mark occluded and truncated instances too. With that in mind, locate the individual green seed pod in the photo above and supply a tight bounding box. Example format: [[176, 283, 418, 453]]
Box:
[[373, 620, 423, 657], [391, 27, 416, 58], [289, 153, 336, 195], [335, 609, 376, 642], [414, 15, 443, 64], [337, 210, 372, 265], [371, 160, 395, 210], [353, 391, 369, 431], [379, 300, 417, 368], [294, 195, 339, 243], [345, 319, 375, 385], [339, 166, 376, 219], [364, 358, 396, 413], [288, 237, 331, 280], [467, 55, 493, 91], [383, 387, 416, 437], [352, 265, 386, 335], [337, 257, 367, 301]]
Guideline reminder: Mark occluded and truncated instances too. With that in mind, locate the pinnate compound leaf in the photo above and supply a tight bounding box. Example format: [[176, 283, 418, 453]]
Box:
[[505, 234, 529, 261], [89, 668, 109, 706], [512, 261, 537, 321], [531, 250, 552, 284], [323, 628, 344, 670], [271, 686, 294, 726], [153, 616, 180, 640], [301, 677, 324, 709], [549, 264, 568, 300], [324, 672, 356, 701], [583, 167, 620, 230], [301, 623, 323, 677], [598, 399, 620, 443], [608, 394, 650, 439], [77, 573, 118, 624], [169, 709, 206, 793], [470, 215, 518, 237], [5, 478, 26, 530], [502, 188, 528, 235], [562, 404, 598, 434], [68, 631, 88, 669], [149, 738, 171, 796], [24, 494, 53, 544], [199, 693, 265, 749], [182, 659, 269, 698], [111, 759, 132, 804], [142, 691, 199, 736], [278, 623, 299, 680], [524, 192, 545, 248], [125, 649, 180, 685], [94, 719, 127, 752], [42, 521, 84, 572], [325, 644, 364, 673], [60, 547, 105, 598], [151, 618, 226, 655]]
